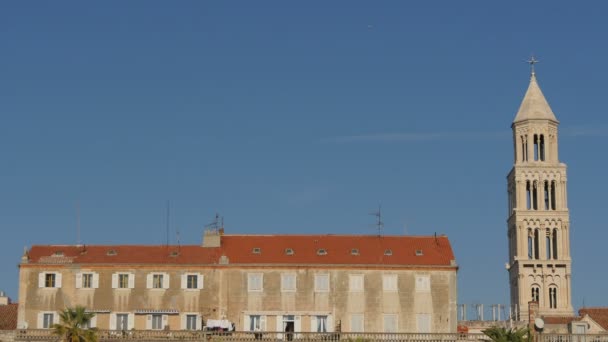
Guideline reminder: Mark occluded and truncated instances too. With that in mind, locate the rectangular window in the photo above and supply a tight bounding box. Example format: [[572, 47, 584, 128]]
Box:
[[116, 314, 129, 331], [349, 274, 364, 292], [281, 273, 296, 292], [118, 274, 129, 288], [316, 316, 328, 333], [45, 274, 56, 288], [415, 275, 430, 292], [383, 275, 398, 292], [186, 315, 197, 330], [248, 273, 263, 292], [187, 275, 198, 289], [153, 274, 164, 289], [151, 314, 163, 330], [383, 314, 398, 333], [314, 274, 329, 292], [43, 313, 54, 329], [249, 315, 261, 331], [82, 273, 93, 288], [350, 314, 364, 332]]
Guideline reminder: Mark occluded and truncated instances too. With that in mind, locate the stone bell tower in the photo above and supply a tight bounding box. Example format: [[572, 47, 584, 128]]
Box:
[[506, 61, 573, 319]]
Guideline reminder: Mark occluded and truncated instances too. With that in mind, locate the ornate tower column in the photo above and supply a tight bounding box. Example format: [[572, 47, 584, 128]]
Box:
[[506, 63, 574, 319]]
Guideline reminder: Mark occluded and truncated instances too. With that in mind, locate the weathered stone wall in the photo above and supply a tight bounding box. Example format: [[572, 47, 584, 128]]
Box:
[[0, 330, 15, 342]]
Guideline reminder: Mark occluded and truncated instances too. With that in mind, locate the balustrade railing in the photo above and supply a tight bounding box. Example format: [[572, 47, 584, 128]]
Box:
[[12, 330, 608, 342]]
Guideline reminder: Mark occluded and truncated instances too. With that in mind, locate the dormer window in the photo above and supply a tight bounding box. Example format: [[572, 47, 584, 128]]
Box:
[[351, 248, 360, 256], [53, 251, 64, 257], [415, 250, 423, 256], [384, 249, 393, 256], [107, 250, 117, 256], [252, 248, 261, 254], [285, 248, 294, 255], [317, 249, 327, 256]]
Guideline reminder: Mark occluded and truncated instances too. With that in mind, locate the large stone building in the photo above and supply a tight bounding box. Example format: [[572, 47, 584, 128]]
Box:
[[17, 231, 458, 334], [506, 67, 574, 319]]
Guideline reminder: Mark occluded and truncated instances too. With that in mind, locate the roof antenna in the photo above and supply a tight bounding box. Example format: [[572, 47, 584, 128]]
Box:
[[370, 205, 384, 237], [76, 200, 81, 245], [165, 200, 171, 247], [434, 232, 438, 245]]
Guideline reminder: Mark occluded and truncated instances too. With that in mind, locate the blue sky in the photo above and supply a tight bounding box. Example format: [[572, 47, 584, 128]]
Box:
[[2, 1, 608, 315]]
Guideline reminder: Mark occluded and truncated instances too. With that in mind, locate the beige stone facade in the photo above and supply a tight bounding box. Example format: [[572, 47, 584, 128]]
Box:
[[506, 71, 574, 319], [17, 234, 458, 334]]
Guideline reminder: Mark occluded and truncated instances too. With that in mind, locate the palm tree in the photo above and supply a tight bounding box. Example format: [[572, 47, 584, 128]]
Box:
[[52, 306, 98, 342], [483, 327, 530, 342]]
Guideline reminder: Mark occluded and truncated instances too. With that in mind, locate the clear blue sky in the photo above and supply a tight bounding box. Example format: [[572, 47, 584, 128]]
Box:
[[2, 1, 608, 314]]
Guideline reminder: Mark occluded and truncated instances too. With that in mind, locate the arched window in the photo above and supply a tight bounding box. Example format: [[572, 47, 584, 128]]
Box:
[[527, 229, 533, 259], [534, 229, 540, 260], [549, 286, 557, 309], [544, 181, 550, 210], [526, 181, 532, 210], [533, 134, 539, 161], [552, 228, 558, 259], [546, 230, 551, 260], [531, 285, 540, 302], [539, 134, 545, 161], [521, 136, 526, 162], [532, 182, 538, 210], [551, 181, 557, 210]]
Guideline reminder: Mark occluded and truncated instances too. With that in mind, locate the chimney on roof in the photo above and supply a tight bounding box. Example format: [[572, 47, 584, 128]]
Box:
[[0, 290, 10, 305], [202, 229, 222, 248]]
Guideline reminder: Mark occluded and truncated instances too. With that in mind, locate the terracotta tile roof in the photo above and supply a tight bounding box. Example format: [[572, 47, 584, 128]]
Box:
[[0, 303, 18, 330], [26, 234, 456, 268], [579, 308, 608, 330]]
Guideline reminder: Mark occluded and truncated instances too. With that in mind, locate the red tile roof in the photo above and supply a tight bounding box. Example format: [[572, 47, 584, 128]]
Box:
[[0, 303, 18, 330], [579, 308, 608, 331], [543, 316, 579, 325], [25, 234, 456, 268]]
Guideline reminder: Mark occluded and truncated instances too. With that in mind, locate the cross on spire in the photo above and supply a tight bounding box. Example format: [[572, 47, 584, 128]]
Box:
[[526, 55, 539, 76]]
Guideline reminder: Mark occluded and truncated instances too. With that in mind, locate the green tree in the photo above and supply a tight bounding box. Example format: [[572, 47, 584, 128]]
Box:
[[52, 306, 98, 342], [483, 327, 530, 342]]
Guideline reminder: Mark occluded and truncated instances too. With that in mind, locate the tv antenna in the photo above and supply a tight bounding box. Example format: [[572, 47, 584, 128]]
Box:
[[370, 205, 384, 236], [205, 213, 224, 232]]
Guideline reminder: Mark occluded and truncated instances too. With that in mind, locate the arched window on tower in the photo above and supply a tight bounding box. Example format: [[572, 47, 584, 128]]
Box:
[[546, 229, 551, 260], [522, 136, 528, 162], [531, 285, 540, 303], [534, 134, 539, 161], [528, 229, 533, 259], [549, 286, 557, 309], [532, 181, 538, 210], [534, 229, 540, 260], [540, 134, 545, 161], [553, 228, 558, 259], [526, 181, 532, 210], [544, 181, 550, 210], [551, 181, 557, 210]]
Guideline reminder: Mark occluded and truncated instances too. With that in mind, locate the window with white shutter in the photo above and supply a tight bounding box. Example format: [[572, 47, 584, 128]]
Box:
[[281, 273, 296, 292], [314, 274, 329, 292], [415, 275, 430, 292], [248, 273, 263, 292], [383, 314, 398, 333], [349, 274, 364, 292], [416, 313, 431, 333], [383, 274, 398, 292], [350, 314, 364, 332]]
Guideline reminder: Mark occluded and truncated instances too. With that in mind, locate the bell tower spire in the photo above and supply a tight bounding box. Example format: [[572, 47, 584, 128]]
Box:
[[506, 61, 573, 319]]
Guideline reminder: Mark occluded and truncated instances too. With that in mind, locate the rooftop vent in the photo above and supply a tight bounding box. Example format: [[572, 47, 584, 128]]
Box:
[[415, 250, 423, 256], [285, 248, 294, 255], [384, 249, 393, 256], [351, 248, 359, 256], [252, 247, 261, 254], [169, 251, 180, 257], [107, 250, 117, 256], [317, 249, 327, 256]]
